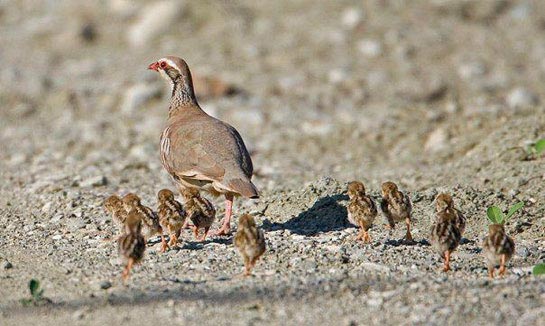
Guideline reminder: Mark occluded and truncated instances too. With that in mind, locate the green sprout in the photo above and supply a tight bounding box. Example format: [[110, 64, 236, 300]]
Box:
[[500, 138, 545, 161], [486, 201, 524, 224], [533, 263, 545, 276], [20, 279, 49, 306], [526, 138, 545, 158]]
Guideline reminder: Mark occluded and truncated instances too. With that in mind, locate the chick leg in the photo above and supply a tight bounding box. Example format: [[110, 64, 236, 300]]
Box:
[[199, 227, 210, 242], [363, 229, 372, 243], [160, 233, 169, 253], [499, 254, 507, 276], [250, 256, 261, 273], [244, 257, 252, 276], [488, 266, 495, 279], [122, 258, 134, 281], [169, 233, 178, 247], [404, 217, 413, 242], [193, 226, 200, 240], [443, 251, 451, 272], [214, 193, 234, 236], [355, 228, 364, 241]]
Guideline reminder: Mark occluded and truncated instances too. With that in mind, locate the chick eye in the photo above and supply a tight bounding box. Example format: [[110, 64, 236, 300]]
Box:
[[160, 61, 167, 69]]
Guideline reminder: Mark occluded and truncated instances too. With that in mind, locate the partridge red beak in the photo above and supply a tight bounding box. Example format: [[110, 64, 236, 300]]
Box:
[[148, 62, 159, 71]]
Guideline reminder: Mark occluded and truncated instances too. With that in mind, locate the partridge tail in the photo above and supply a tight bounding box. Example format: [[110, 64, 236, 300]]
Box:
[[227, 178, 259, 199]]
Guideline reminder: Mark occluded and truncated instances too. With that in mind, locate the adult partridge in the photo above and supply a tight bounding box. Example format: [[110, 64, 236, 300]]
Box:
[[149, 56, 258, 236]]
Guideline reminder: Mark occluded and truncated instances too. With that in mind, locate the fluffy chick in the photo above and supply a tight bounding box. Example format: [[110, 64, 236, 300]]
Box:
[[118, 211, 146, 281], [157, 189, 186, 249], [181, 188, 216, 241], [380, 181, 413, 242], [103, 195, 127, 233], [234, 214, 266, 276], [482, 224, 515, 278], [435, 193, 466, 236], [430, 210, 462, 272], [347, 181, 377, 243], [123, 193, 167, 252]]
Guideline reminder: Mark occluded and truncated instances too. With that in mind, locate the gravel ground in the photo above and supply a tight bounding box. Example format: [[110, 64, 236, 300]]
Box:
[[1, 1, 545, 325]]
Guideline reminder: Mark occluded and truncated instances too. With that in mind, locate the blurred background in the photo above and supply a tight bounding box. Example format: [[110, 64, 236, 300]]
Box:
[[1, 0, 544, 194], [1, 2, 545, 322]]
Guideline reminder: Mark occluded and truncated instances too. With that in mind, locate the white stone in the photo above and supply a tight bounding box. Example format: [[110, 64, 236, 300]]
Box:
[[506, 87, 538, 109], [357, 39, 382, 58], [424, 128, 449, 152], [41, 202, 53, 214], [341, 7, 363, 29], [127, 0, 186, 47], [121, 83, 160, 113], [80, 175, 107, 187]]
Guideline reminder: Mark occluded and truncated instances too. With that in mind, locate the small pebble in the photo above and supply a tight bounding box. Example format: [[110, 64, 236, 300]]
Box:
[[100, 281, 112, 290], [4, 261, 13, 269], [506, 87, 538, 109]]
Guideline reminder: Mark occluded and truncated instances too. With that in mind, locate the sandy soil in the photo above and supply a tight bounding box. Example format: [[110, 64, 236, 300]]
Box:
[[1, 1, 544, 325]]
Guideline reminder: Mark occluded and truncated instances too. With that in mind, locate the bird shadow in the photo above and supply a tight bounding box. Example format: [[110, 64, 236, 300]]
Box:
[[261, 194, 352, 236], [384, 238, 430, 247], [147, 234, 233, 252]]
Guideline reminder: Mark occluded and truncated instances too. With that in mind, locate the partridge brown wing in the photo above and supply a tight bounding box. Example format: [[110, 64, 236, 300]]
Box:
[[163, 116, 256, 196]]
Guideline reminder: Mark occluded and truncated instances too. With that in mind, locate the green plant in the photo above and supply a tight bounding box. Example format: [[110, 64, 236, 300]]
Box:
[[486, 201, 524, 224], [500, 138, 545, 161], [20, 279, 48, 306], [527, 138, 545, 157], [533, 263, 545, 276]]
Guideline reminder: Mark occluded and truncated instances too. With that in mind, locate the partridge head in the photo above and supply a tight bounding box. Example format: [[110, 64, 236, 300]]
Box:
[[435, 193, 453, 212]]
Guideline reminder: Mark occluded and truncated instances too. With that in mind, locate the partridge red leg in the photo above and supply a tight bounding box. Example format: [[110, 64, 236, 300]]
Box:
[[214, 193, 234, 236]]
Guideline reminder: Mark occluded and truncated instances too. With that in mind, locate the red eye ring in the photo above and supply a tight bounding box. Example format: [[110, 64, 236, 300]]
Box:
[[160, 61, 167, 69]]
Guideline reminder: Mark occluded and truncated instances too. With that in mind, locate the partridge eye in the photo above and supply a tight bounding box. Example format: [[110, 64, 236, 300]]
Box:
[[160, 61, 167, 69]]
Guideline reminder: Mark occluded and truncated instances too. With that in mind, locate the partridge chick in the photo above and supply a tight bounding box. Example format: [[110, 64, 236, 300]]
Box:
[[435, 193, 466, 236], [157, 189, 187, 249], [118, 211, 146, 281], [482, 224, 515, 278], [234, 214, 266, 276], [181, 188, 216, 241], [347, 181, 377, 243], [123, 193, 167, 252], [103, 195, 127, 233], [430, 209, 462, 272], [380, 181, 413, 242]]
